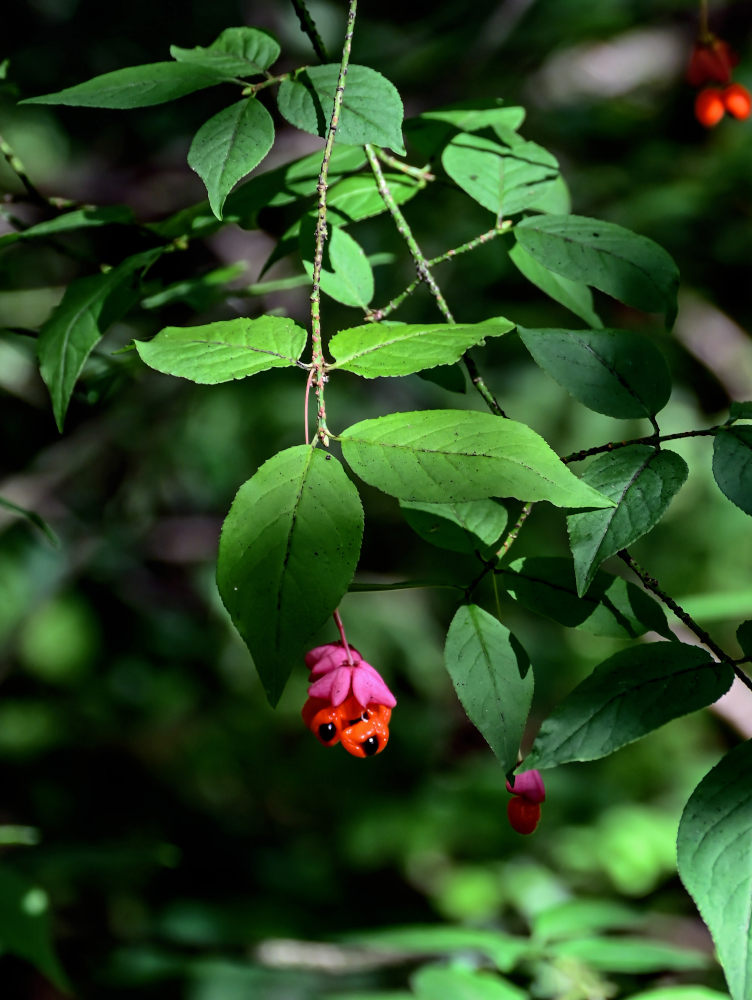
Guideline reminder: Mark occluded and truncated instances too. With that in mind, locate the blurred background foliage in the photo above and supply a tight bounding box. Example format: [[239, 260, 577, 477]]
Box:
[[1, 0, 751, 996]]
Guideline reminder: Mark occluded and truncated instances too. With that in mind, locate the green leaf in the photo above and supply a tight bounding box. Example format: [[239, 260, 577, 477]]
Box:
[[134, 316, 307, 384], [678, 739, 752, 1000], [413, 965, 525, 1000], [514, 215, 680, 326], [552, 937, 708, 974], [508, 243, 602, 328], [622, 989, 730, 1000], [712, 426, 752, 516], [170, 26, 280, 77], [738, 620, 752, 658], [442, 132, 559, 219], [329, 320, 514, 378], [38, 248, 163, 431], [339, 410, 615, 508], [0, 865, 70, 992], [444, 605, 533, 772], [728, 401, 752, 422], [188, 99, 275, 219], [419, 101, 526, 133], [343, 925, 531, 973], [22, 62, 228, 108], [518, 327, 671, 418], [216, 447, 363, 705], [141, 263, 246, 311], [0, 496, 57, 545], [567, 446, 688, 595], [400, 498, 508, 555], [533, 899, 642, 943], [500, 556, 671, 639], [301, 224, 374, 308], [277, 64, 405, 154], [0, 205, 133, 249], [525, 642, 733, 769]]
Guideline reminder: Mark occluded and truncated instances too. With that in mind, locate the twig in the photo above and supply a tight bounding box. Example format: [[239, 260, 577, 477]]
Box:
[[0, 133, 49, 208], [564, 426, 720, 464], [618, 549, 752, 692], [309, 0, 358, 445], [373, 146, 434, 182], [291, 0, 330, 60]]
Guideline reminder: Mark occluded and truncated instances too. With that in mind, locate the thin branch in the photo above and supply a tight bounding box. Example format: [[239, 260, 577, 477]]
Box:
[[309, 0, 357, 445], [618, 549, 752, 693], [290, 0, 330, 60], [563, 426, 720, 464], [497, 502, 534, 560], [373, 146, 434, 182], [0, 133, 49, 208]]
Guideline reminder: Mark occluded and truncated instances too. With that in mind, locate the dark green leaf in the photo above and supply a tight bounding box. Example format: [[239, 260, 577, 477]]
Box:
[[567, 446, 688, 595], [38, 248, 163, 430], [508, 243, 602, 328], [400, 498, 508, 554], [329, 320, 514, 378], [518, 327, 671, 418], [442, 133, 559, 219], [0, 865, 70, 992], [678, 739, 752, 1000], [515, 215, 680, 326], [712, 426, 752, 516], [445, 605, 533, 772], [552, 937, 708, 974], [277, 64, 405, 154], [140, 263, 246, 310], [134, 316, 307, 384], [737, 621, 752, 658], [500, 556, 671, 639], [170, 26, 280, 77], [216, 447, 363, 705], [188, 99, 274, 219], [22, 62, 228, 108], [413, 965, 525, 1000], [0, 205, 133, 249], [525, 642, 732, 769], [339, 410, 615, 508], [728, 401, 752, 422], [418, 364, 466, 393]]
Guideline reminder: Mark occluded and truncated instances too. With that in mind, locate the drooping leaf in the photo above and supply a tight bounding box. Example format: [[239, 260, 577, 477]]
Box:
[[339, 410, 615, 509], [412, 965, 525, 1000], [216, 447, 363, 705], [188, 98, 274, 219], [518, 327, 671, 418], [344, 925, 531, 973], [134, 316, 307, 384], [0, 496, 57, 545], [300, 224, 374, 309], [712, 426, 752, 516], [508, 243, 602, 328], [170, 26, 280, 77], [22, 62, 228, 108], [400, 498, 508, 555], [442, 132, 559, 219], [0, 205, 134, 249], [277, 64, 405, 153], [329, 320, 514, 378], [500, 556, 671, 639], [38, 247, 163, 430], [514, 215, 680, 326], [678, 740, 752, 1000], [567, 446, 688, 595], [140, 263, 246, 311], [0, 865, 70, 992], [444, 605, 533, 773], [525, 642, 732, 769]]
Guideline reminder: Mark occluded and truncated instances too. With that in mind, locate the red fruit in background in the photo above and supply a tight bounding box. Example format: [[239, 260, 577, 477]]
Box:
[[507, 797, 541, 835], [695, 88, 726, 127], [723, 83, 752, 120], [687, 37, 737, 86]]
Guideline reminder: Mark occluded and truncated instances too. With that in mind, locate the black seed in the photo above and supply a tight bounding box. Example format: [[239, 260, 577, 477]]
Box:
[[362, 736, 379, 756], [318, 723, 337, 743]]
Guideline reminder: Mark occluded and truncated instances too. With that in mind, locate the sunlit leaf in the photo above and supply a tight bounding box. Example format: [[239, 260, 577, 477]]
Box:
[[170, 26, 280, 77], [413, 964, 526, 1000]]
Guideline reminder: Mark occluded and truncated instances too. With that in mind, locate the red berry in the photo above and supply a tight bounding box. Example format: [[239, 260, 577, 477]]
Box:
[[507, 797, 541, 835], [695, 88, 726, 127], [723, 83, 752, 120]]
